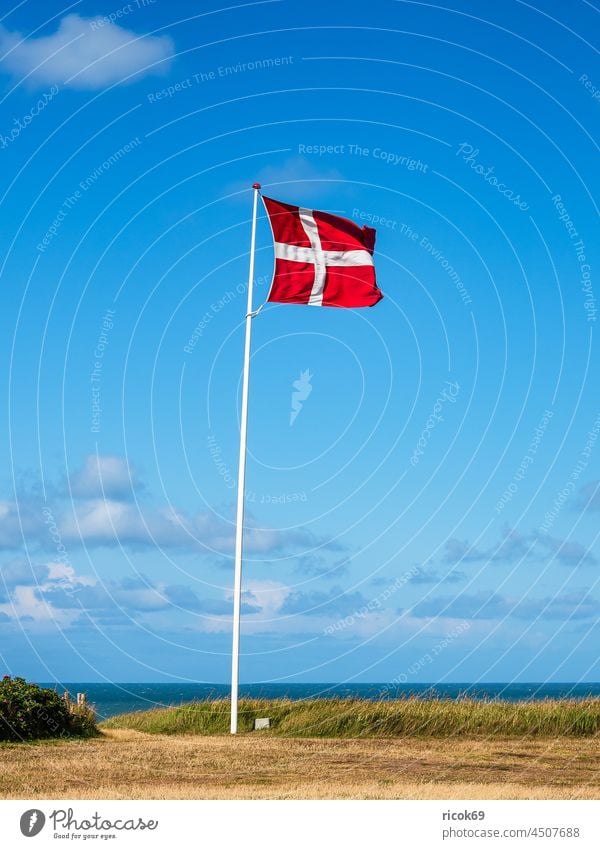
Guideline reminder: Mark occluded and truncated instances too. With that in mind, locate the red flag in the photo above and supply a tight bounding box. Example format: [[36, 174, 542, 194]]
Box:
[[262, 196, 383, 308]]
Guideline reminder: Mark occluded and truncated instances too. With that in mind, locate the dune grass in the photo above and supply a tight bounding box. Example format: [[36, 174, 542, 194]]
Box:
[[101, 696, 600, 738]]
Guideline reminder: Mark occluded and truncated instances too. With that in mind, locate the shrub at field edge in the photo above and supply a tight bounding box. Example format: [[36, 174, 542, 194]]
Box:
[[0, 676, 97, 742]]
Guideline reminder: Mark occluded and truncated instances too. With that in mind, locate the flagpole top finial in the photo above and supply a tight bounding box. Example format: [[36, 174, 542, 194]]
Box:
[[252, 183, 261, 189]]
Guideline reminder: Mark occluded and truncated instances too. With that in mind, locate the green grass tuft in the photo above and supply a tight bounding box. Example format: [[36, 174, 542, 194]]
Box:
[[101, 696, 600, 738]]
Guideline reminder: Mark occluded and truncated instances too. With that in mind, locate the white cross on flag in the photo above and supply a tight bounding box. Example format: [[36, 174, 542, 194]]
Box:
[[262, 196, 383, 308]]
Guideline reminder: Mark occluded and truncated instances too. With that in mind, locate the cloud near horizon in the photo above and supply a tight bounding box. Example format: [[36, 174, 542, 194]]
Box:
[[411, 587, 598, 622], [1, 457, 597, 639], [0, 559, 262, 632], [443, 524, 597, 568], [0, 14, 174, 89], [0, 455, 341, 560]]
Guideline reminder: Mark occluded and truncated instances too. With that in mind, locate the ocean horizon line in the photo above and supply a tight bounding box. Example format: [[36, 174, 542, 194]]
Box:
[[41, 680, 600, 687]]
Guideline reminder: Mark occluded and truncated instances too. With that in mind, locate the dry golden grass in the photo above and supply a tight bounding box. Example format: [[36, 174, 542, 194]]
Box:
[[0, 729, 598, 799]]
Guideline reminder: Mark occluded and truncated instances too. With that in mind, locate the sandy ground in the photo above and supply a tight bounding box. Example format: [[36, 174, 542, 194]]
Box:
[[0, 730, 598, 799]]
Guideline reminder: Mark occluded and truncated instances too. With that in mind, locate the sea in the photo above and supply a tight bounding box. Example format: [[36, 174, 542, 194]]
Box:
[[42, 682, 600, 720]]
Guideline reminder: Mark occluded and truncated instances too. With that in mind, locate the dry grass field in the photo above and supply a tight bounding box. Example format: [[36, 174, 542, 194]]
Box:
[[0, 729, 598, 800]]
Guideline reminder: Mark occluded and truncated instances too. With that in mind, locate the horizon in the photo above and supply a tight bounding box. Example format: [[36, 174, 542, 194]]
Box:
[[36, 679, 600, 686]]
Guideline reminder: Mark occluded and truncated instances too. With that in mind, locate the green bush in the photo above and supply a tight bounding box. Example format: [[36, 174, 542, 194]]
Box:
[[0, 676, 97, 742]]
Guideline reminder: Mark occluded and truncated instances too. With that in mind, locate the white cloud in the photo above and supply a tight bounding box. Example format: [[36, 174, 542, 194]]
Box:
[[0, 455, 342, 560], [0, 558, 264, 632], [0, 14, 174, 89], [411, 588, 598, 621], [443, 525, 597, 567], [58, 496, 327, 556], [0, 484, 332, 556], [69, 454, 139, 499], [0, 560, 88, 630], [59, 498, 188, 549]]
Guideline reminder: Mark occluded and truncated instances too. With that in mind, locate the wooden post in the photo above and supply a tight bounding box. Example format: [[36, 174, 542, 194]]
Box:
[[76, 692, 87, 707]]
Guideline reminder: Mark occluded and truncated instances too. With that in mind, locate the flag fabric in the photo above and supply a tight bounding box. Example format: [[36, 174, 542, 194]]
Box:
[[262, 195, 383, 308]]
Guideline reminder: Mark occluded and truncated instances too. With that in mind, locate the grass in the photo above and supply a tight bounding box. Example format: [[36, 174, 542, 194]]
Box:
[[1, 699, 596, 800], [101, 696, 600, 738], [0, 729, 597, 799]]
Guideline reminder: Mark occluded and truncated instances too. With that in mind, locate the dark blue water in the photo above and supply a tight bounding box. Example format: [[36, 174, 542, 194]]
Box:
[[41, 682, 600, 720]]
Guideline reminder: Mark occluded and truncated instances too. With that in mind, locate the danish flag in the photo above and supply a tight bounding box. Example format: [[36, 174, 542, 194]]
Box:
[[262, 196, 383, 308]]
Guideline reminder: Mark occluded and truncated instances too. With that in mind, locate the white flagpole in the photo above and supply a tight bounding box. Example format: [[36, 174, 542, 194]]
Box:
[[230, 182, 261, 734]]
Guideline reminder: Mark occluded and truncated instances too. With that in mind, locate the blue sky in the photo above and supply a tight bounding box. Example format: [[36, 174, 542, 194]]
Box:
[[0, 0, 598, 684]]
